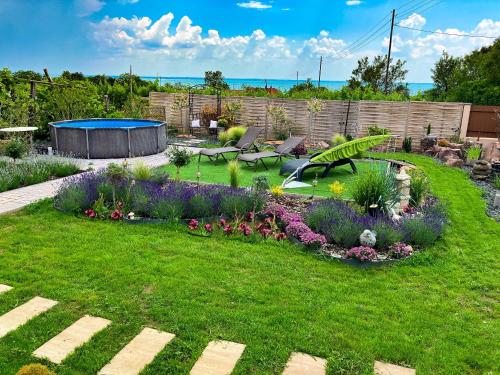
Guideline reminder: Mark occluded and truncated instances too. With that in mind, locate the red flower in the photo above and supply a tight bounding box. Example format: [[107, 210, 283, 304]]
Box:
[[204, 223, 213, 233], [223, 225, 233, 235], [110, 209, 123, 220], [246, 211, 254, 222], [84, 208, 96, 219], [219, 218, 226, 227], [188, 219, 199, 231], [274, 232, 287, 241], [259, 227, 272, 238]]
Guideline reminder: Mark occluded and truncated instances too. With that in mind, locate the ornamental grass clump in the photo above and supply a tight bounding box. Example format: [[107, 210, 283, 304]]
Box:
[[227, 160, 240, 188], [16, 363, 56, 375], [351, 168, 399, 213], [409, 170, 429, 207]]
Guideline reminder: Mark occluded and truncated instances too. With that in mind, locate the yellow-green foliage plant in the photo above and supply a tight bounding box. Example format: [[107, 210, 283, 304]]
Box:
[[132, 161, 152, 181], [228, 160, 241, 188], [218, 126, 246, 145], [16, 364, 56, 375]]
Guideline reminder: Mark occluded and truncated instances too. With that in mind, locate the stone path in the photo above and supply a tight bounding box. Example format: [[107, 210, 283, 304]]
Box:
[[374, 361, 416, 375], [98, 327, 175, 375], [282, 352, 327, 375], [0, 148, 200, 216], [0, 284, 12, 294], [0, 286, 417, 374], [190, 340, 246, 375], [33, 315, 111, 364], [0, 296, 58, 339]]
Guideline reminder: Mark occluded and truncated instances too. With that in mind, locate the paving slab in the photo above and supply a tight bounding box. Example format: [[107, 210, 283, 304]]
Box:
[[374, 361, 416, 375], [98, 327, 175, 375], [190, 340, 246, 375], [282, 352, 327, 375], [0, 285, 12, 294], [0, 296, 58, 338], [33, 315, 111, 364]]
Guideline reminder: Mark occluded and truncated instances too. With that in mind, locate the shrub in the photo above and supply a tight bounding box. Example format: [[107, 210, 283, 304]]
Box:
[[351, 168, 399, 213], [367, 125, 389, 136], [4, 138, 28, 160], [227, 160, 240, 188], [331, 134, 347, 146], [151, 198, 183, 220], [188, 194, 214, 218], [132, 161, 153, 180], [16, 363, 56, 375], [220, 193, 255, 218], [252, 174, 270, 192], [200, 104, 218, 127], [55, 185, 86, 213], [373, 222, 402, 250], [291, 143, 307, 157], [409, 170, 429, 207], [388, 242, 413, 259], [165, 145, 192, 180], [402, 136, 412, 153], [345, 246, 378, 262], [219, 126, 246, 145], [402, 203, 446, 248]]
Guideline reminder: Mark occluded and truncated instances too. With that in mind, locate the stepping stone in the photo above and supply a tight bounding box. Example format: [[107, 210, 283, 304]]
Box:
[[0, 285, 12, 294], [0, 296, 58, 339], [190, 340, 246, 375], [282, 352, 327, 375], [98, 327, 175, 375], [374, 361, 416, 375], [33, 315, 111, 364]]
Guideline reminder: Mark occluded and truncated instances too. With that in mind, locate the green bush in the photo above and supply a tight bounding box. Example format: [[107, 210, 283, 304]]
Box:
[[219, 126, 246, 146], [252, 174, 270, 192], [402, 136, 412, 153], [373, 222, 403, 250], [402, 218, 439, 248], [188, 194, 214, 218], [55, 186, 86, 213], [220, 194, 254, 218], [151, 198, 183, 221], [493, 175, 500, 190], [165, 145, 192, 180], [367, 125, 390, 136], [4, 138, 28, 159], [465, 145, 482, 161], [351, 168, 400, 213], [331, 134, 347, 146]]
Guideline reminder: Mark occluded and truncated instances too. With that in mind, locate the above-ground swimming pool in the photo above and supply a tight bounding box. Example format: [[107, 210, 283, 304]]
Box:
[[49, 119, 167, 159]]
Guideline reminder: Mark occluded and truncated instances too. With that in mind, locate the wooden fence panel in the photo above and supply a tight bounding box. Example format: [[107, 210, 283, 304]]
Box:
[[149, 92, 466, 149]]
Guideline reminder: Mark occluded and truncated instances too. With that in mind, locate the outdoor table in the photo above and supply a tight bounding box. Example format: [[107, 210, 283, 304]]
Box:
[[0, 127, 38, 145]]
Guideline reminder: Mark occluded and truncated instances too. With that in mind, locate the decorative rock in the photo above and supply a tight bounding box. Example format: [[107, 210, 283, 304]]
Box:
[[445, 158, 464, 168], [360, 230, 377, 247], [472, 160, 491, 180], [494, 193, 500, 208], [316, 141, 330, 150], [420, 135, 437, 151]]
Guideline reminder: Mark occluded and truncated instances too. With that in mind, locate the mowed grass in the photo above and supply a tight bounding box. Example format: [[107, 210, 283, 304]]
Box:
[[0, 153, 498, 374], [161, 154, 389, 198]]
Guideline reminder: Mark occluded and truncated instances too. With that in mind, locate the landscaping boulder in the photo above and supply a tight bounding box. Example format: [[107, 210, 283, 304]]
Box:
[[445, 158, 464, 168], [471, 160, 491, 180], [420, 135, 437, 151]]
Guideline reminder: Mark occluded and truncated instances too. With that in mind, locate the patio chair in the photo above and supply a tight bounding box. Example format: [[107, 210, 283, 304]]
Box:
[[198, 127, 262, 163], [280, 135, 392, 184], [237, 136, 305, 170], [190, 117, 201, 135]]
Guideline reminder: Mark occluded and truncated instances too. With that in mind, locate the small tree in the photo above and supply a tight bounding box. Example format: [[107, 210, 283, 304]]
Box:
[[166, 145, 192, 180], [204, 71, 229, 90], [431, 51, 462, 95], [306, 98, 324, 141], [348, 55, 408, 93], [4, 138, 28, 161], [171, 93, 189, 131], [267, 105, 292, 140]]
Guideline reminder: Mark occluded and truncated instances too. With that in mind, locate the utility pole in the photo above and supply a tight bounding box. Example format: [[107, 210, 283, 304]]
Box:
[[129, 65, 133, 95], [318, 56, 323, 88], [384, 9, 396, 94]]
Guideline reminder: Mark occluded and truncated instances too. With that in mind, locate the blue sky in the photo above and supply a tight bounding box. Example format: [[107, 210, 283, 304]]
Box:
[[1, 0, 499, 82]]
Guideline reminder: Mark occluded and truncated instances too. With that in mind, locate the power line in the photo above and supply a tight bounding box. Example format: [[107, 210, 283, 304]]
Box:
[[395, 24, 498, 39], [396, 0, 440, 20]]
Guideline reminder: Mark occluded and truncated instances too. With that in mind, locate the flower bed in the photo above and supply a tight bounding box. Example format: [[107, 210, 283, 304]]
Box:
[[54, 162, 447, 266], [0, 157, 80, 192]]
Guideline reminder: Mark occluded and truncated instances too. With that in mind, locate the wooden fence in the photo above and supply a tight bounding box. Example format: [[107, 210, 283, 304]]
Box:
[[149, 92, 467, 150]]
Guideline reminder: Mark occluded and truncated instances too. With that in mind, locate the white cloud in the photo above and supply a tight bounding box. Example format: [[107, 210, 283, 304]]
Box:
[[346, 1, 362, 6], [237, 1, 272, 9], [386, 17, 500, 59], [300, 32, 346, 58], [399, 13, 426, 28], [75, 0, 105, 17]]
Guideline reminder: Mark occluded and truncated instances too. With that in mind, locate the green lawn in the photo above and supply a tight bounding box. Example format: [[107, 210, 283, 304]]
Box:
[[162, 154, 388, 198], [0, 153, 498, 374]]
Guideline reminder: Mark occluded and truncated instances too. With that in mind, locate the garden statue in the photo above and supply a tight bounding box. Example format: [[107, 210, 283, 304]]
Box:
[[360, 229, 376, 247], [395, 168, 411, 212]]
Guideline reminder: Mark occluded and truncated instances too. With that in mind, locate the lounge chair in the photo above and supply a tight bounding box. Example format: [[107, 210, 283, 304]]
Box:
[[198, 127, 262, 162], [238, 136, 305, 170], [280, 135, 392, 183]]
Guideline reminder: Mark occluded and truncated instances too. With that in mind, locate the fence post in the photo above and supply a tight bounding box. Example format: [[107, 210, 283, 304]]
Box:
[[264, 99, 269, 140], [404, 101, 411, 139], [460, 104, 471, 140]]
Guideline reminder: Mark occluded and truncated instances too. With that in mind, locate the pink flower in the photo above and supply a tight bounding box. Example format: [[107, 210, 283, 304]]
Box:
[[84, 208, 96, 219], [110, 209, 123, 221], [246, 211, 254, 222], [345, 246, 378, 262], [223, 225, 233, 235], [188, 219, 199, 231], [238, 223, 252, 236], [219, 218, 226, 227], [204, 223, 213, 233]]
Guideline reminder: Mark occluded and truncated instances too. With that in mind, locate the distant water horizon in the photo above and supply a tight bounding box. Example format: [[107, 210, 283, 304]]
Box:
[[138, 76, 433, 95]]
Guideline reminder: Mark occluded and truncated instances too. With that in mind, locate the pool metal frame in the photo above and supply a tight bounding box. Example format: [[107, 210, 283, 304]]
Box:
[[49, 118, 167, 159]]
